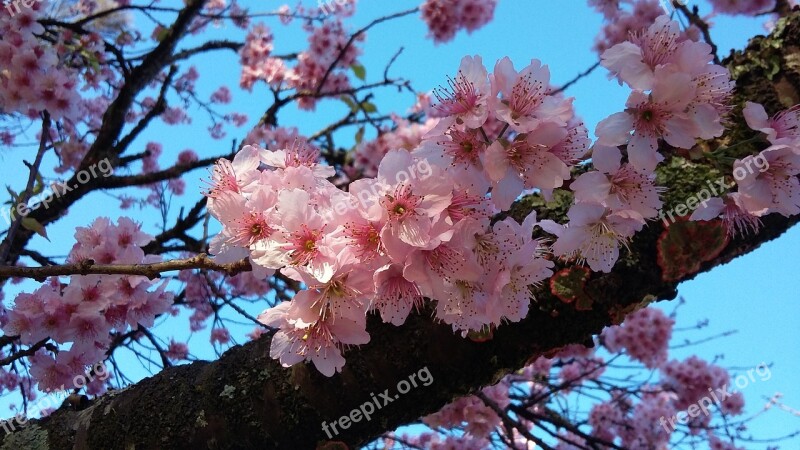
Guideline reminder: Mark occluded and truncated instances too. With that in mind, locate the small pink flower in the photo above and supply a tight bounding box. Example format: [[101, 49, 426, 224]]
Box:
[[744, 101, 800, 146], [210, 328, 231, 345], [596, 70, 698, 173], [210, 86, 232, 104], [258, 301, 369, 377], [204, 145, 262, 202], [433, 55, 490, 129], [601, 15, 682, 90], [571, 145, 663, 218], [167, 340, 189, 361], [735, 145, 800, 217], [414, 127, 491, 196], [542, 203, 644, 273], [491, 57, 574, 133], [372, 264, 424, 326], [690, 194, 763, 237], [483, 123, 571, 209]]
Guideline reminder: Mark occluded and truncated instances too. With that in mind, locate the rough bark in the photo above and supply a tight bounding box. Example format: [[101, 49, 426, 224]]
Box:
[[4, 8, 800, 450]]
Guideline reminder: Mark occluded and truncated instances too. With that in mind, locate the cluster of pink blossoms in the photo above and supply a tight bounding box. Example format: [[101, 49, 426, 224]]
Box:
[[208, 52, 613, 375], [591, 0, 680, 54], [421, 383, 509, 440], [601, 307, 674, 368], [237, 10, 360, 110], [531, 15, 737, 272], [598, 15, 734, 172], [207, 13, 800, 379], [591, 0, 792, 54], [420, 0, 498, 43], [400, 307, 747, 449], [708, 0, 775, 15], [0, 0, 127, 171], [238, 23, 286, 91], [0, 1, 83, 122], [691, 102, 800, 235], [2, 218, 173, 392], [590, 7, 800, 239]]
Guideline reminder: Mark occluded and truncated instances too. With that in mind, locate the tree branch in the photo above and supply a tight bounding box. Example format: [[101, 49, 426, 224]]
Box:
[[0, 254, 250, 281]]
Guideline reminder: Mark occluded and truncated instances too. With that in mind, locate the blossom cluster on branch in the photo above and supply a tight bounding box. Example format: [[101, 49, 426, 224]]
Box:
[[2, 218, 172, 392], [199, 11, 800, 379]]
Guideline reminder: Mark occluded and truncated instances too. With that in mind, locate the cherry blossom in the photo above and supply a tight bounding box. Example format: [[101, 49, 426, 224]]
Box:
[[744, 101, 800, 146], [571, 144, 664, 218], [490, 57, 571, 133], [735, 145, 800, 217], [690, 193, 763, 237], [542, 203, 644, 273], [598, 69, 702, 173], [433, 55, 491, 129], [420, 0, 497, 43]]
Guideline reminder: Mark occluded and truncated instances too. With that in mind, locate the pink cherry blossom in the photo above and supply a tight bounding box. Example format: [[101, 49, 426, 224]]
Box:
[[258, 300, 369, 377], [735, 145, 800, 217], [483, 123, 571, 209], [420, 0, 497, 43], [744, 101, 800, 146], [596, 69, 699, 173], [542, 203, 644, 273], [708, 0, 774, 15], [571, 144, 663, 218], [601, 15, 683, 90], [433, 55, 491, 129], [372, 264, 424, 326], [690, 193, 763, 237], [601, 307, 674, 368], [491, 57, 569, 133]]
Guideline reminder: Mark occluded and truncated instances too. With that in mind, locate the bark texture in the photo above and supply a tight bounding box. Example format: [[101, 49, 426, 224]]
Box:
[[5, 8, 800, 450]]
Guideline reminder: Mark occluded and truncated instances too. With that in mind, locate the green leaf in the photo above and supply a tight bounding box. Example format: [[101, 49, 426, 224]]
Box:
[[361, 101, 377, 113], [351, 63, 366, 81], [32, 171, 45, 196], [21, 217, 49, 241], [156, 27, 171, 43], [340, 95, 358, 113], [355, 127, 365, 145]]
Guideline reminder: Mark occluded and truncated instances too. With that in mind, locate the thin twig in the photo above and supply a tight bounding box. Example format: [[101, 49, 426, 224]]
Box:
[[0, 254, 252, 281], [0, 112, 51, 265], [676, 3, 720, 64], [551, 61, 601, 95], [315, 8, 419, 96]]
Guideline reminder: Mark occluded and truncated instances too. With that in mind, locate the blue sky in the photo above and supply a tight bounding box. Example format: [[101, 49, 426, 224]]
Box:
[[0, 0, 798, 446]]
